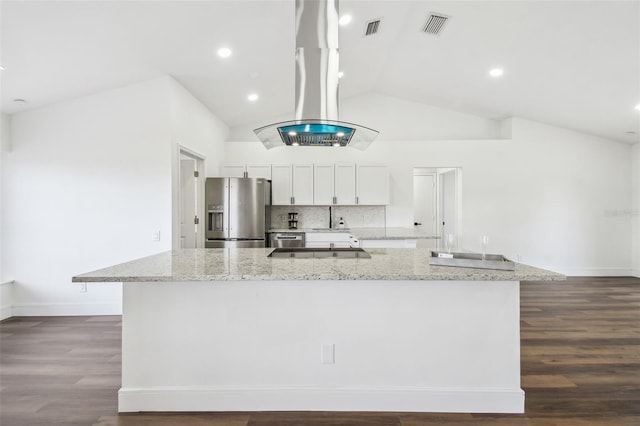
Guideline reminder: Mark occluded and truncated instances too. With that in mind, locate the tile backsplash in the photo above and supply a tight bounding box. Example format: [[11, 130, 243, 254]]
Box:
[[271, 206, 385, 229]]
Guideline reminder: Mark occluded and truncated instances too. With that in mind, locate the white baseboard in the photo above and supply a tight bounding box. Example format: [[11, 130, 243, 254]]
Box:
[[560, 268, 633, 277], [0, 280, 14, 320], [0, 305, 13, 321], [11, 302, 122, 317], [118, 386, 525, 414]]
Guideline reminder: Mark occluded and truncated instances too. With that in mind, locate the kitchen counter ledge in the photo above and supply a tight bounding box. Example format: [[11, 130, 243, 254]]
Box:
[[72, 248, 563, 283]]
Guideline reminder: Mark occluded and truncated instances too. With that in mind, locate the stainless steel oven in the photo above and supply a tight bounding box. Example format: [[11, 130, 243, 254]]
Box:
[[269, 232, 305, 248]]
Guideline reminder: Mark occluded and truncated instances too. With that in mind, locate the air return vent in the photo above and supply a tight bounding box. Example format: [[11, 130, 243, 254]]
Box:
[[422, 12, 450, 35], [364, 19, 381, 36]]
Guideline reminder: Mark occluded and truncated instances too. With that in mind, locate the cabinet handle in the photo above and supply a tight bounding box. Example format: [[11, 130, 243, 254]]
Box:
[[356, 196, 359, 205], [333, 196, 337, 204], [291, 196, 295, 205]]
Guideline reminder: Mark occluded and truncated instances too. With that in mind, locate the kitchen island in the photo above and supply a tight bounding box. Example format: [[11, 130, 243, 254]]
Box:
[[73, 248, 563, 414]]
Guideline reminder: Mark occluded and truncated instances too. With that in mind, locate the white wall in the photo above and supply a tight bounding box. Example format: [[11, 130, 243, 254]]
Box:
[[2, 76, 227, 316], [225, 117, 633, 276], [632, 143, 640, 277], [168, 78, 228, 177]]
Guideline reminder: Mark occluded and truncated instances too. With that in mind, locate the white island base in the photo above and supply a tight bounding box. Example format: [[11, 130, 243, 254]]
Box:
[[119, 279, 523, 413]]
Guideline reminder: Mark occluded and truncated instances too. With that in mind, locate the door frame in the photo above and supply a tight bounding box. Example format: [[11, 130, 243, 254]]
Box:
[[436, 167, 462, 248], [173, 144, 206, 250], [413, 166, 462, 249]]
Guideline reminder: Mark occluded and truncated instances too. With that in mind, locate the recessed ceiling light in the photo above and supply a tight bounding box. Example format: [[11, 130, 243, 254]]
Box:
[[217, 47, 232, 58], [291, 141, 300, 146], [247, 93, 259, 102], [635, 104, 640, 111], [336, 132, 345, 137], [489, 68, 504, 78], [333, 142, 341, 147], [288, 131, 297, 136], [339, 15, 353, 26], [338, 71, 344, 78]]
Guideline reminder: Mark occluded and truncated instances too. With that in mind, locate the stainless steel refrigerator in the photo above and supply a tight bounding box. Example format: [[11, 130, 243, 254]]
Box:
[[205, 178, 271, 248]]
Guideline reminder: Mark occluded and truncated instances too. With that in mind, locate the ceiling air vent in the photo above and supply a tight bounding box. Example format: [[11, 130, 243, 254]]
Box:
[[364, 19, 381, 36], [422, 12, 450, 35]]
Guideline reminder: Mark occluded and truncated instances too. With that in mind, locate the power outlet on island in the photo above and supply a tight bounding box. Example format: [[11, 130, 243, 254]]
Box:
[[79, 283, 87, 293]]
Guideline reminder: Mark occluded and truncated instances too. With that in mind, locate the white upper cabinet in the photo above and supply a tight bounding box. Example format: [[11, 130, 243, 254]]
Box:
[[220, 164, 271, 179], [220, 164, 246, 178], [334, 163, 357, 205], [271, 164, 293, 205], [356, 164, 389, 205], [246, 164, 272, 179], [224, 162, 388, 205], [313, 164, 335, 205], [314, 163, 356, 205], [272, 164, 314, 205], [292, 164, 314, 205]]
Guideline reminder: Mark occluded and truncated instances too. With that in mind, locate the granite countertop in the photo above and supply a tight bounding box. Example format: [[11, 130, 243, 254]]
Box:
[[268, 227, 439, 240], [73, 248, 564, 283]]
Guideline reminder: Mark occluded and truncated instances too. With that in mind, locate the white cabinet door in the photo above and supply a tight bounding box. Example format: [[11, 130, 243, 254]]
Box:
[[246, 164, 271, 179], [313, 164, 335, 205], [220, 164, 246, 178], [356, 164, 389, 205], [292, 164, 314, 205], [221, 164, 271, 179], [271, 164, 293, 205], [334, 163, 356, 205]]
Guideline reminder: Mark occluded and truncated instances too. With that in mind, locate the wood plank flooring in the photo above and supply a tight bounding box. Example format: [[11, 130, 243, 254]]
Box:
[[1, 276, 639, 425]]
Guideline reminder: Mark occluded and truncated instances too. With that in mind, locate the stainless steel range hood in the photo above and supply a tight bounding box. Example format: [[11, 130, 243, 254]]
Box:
[[254, 0, 379, 150]]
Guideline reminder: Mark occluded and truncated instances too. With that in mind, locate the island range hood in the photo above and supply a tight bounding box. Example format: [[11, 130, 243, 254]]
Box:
[[254, 0, 379, 150]]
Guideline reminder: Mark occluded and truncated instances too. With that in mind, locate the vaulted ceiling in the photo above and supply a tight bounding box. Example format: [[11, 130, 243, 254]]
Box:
[[1, 0, 639, 143]]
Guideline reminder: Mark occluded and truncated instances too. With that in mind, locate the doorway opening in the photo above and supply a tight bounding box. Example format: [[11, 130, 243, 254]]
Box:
[[413, 167, 462, 249], [175, 146, 206, 249]]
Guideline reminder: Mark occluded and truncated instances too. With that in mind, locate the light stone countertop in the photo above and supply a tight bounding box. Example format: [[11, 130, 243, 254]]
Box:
[[72, 248, 564, 283], [268, 227, 439, 239]]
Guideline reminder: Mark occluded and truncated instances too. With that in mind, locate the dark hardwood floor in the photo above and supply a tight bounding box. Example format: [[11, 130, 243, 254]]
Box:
[[1, 276, 639, 425]]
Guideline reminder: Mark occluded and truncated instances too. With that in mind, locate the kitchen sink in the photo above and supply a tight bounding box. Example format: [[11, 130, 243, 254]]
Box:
[[268, 247, 371, 259]]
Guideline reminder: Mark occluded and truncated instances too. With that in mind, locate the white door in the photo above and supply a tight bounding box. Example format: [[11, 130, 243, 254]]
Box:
[[413, 173, 436, 236], [180, 158, 197, 248]]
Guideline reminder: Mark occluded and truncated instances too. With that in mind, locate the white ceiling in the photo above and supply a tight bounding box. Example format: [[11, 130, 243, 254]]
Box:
[[1, 0, 639, 144]]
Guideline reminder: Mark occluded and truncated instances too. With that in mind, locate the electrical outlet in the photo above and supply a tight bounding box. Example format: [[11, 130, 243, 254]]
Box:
[[152, 230, 161, 241], [517, 254, 523, 262], [79, 283, 87, 293], [321, 343, 335, 364]]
